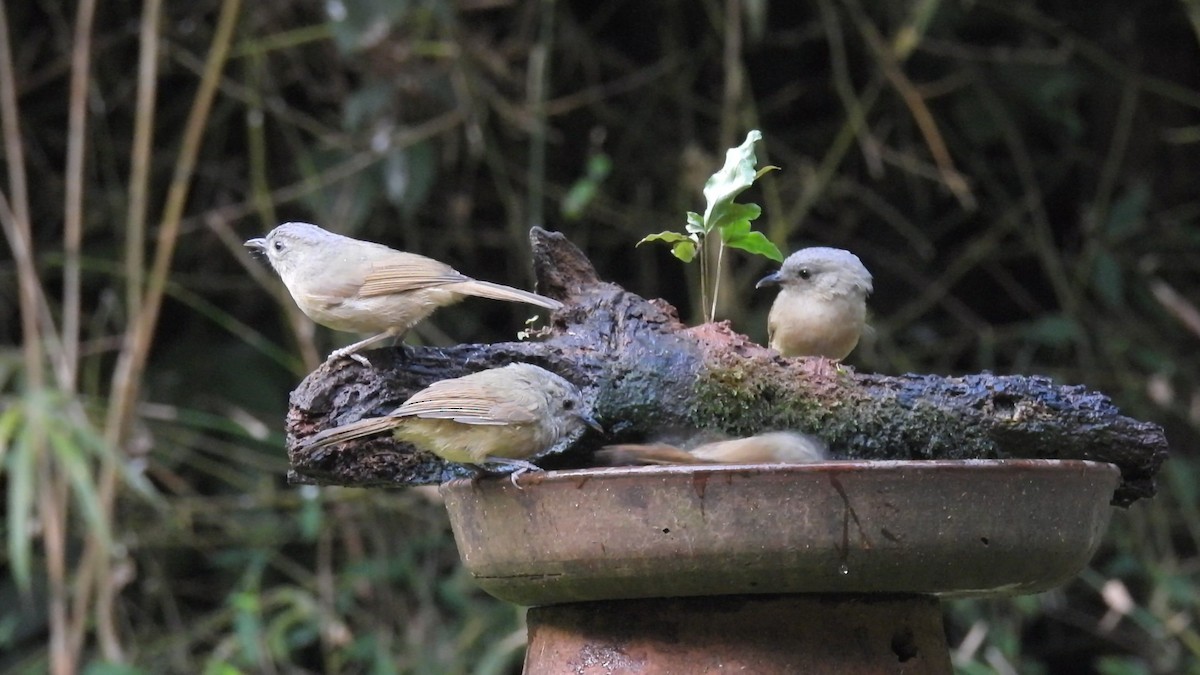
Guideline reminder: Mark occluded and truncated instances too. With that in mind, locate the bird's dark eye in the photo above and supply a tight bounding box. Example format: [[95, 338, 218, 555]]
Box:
[[562, 399, 575, 411], [797, 268, 811, 280], [273, 240, 284, 252]]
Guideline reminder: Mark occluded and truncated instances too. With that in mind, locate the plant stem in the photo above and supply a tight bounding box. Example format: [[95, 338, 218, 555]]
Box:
[[40, 458, 74, 675], [125, 0, 162, 344], [698, 235, 710, 322], [0, 1, 43, 391], [526, 0, 554, 234], [63, 0, 98, 396], [710, 239, 725, 321]]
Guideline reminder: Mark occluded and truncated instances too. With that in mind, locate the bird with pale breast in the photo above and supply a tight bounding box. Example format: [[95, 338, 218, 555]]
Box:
[[755, 247, 873, 360], [596, 431, 828, 466], [301, 363, 601, 483], [245, 222, 562, 363]]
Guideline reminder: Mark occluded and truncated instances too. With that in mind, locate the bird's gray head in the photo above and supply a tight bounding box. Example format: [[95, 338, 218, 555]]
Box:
[[244, 222, 340, 277], [756, 247, 873, 298], [512, 363, 603, 438]]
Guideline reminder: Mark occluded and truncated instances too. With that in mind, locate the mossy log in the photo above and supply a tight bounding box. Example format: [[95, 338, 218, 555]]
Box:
[[286, 229, 1168, 506]]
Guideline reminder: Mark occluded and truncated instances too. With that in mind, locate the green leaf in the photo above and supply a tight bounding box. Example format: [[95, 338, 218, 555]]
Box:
[[638, 231, 695, 246], [723, 230, 784, 261], [684, 211, 705, 234], [561, 180, 599, 221], [0, 401, 22, 465], [44, 423, 112, 553], [7, 418, 36, 590], [232, 591, 265, 663], [720, 218, 750, 240], [671, 240, 697, 262], [561, 153, 612, 220], [638, 230, 699, 262], [709, 202, 761, 234], [1023, 314, 1083, 347], [701, 130, 764, 226]]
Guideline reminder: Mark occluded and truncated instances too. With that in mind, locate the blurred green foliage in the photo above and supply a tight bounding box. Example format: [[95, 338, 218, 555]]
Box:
[[1, 0, 1198, 673]]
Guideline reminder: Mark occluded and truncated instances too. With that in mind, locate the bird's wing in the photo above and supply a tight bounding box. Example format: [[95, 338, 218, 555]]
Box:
[[357, 252, 469, 297], [396, 381, 539, 427], [307, 277, 373, 310]]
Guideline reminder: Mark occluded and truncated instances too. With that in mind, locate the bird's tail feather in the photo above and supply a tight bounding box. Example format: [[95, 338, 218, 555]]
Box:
[[302, 416, 401, 451], [594, 443, 707, 466], [451, 279, 562, 310]]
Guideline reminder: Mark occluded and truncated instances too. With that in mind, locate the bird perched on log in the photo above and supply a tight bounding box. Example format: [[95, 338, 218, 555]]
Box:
[[756, 247, 872, 360], [300, 363, 601, 484], [596, 431, 828, 466], [245, 222, 562, 363]]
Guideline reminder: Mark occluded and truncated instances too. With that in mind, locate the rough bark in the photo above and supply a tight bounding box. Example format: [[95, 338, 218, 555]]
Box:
[[286, 228, 1168, 506]]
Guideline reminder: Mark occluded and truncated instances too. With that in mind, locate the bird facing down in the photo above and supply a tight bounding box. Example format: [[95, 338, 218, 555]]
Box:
[[245, 222, 562, 362], [596, 431, 828, 466], [300, 363, 601, 479], [756, 247, 872, 360]]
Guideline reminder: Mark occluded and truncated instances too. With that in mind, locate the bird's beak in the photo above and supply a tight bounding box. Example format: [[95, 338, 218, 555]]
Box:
[[578, 414, 605, 434], [244, 237, 267, 258], [755, 270, 782, 289]]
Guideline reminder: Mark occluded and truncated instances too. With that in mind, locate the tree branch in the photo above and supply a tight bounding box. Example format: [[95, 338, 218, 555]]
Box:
[[286, 228, 1168, 507]]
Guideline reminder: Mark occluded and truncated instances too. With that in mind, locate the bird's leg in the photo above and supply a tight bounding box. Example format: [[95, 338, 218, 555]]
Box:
[[327, 328, 401, 366], [811, 353, 840, 379], [482, 457, 543, 489]]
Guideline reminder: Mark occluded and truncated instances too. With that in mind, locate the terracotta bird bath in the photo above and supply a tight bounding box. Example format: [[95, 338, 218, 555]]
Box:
[[440, 459, 1120, 674]]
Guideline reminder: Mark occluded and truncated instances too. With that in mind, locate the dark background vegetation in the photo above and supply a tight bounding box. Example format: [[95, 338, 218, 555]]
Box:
[[1, 0, 1198, 672]]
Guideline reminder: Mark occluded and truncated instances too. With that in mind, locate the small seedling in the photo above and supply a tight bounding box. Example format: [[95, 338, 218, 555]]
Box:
[[639, 130, 782, 322]]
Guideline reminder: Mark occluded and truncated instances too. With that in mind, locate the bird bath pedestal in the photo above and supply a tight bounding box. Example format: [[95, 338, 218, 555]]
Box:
[[440, 460, 1120, 674]]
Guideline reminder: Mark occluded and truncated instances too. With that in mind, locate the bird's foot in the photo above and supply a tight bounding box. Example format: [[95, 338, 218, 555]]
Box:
[[326, 345, 371, 367], [395, 343, 412, 364], [326, 330, 403, 367], [483, 457, 543, 490], [803, 356, 844, 379]]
